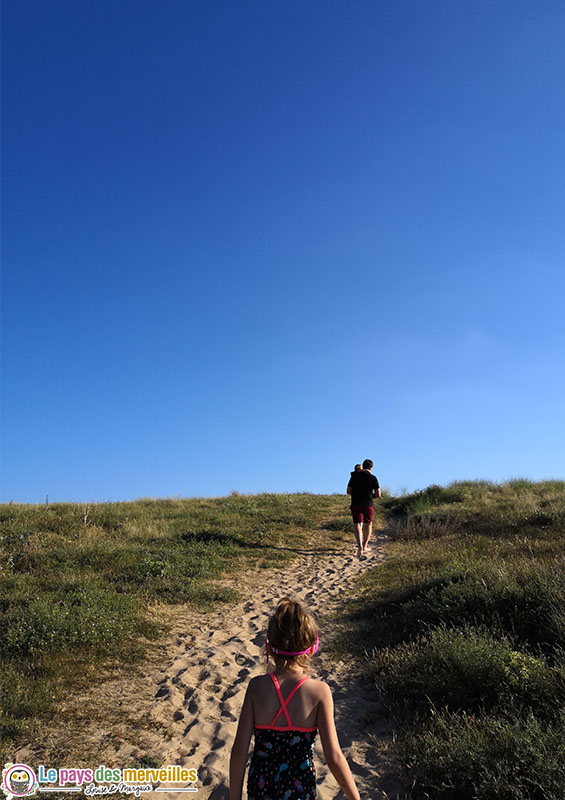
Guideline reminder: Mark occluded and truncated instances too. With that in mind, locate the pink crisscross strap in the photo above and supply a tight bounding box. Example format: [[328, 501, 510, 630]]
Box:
[[254, 674, 317, 733]]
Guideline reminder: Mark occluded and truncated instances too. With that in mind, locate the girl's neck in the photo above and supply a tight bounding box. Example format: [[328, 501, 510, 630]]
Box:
[[273, 665, 305, 679]]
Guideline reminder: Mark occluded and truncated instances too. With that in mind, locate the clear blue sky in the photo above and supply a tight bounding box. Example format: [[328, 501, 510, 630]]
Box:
[[2, 1, 564, 502]]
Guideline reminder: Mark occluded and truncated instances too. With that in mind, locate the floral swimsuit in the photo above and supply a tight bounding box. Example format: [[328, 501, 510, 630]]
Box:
[[247, 673, 317, 800]]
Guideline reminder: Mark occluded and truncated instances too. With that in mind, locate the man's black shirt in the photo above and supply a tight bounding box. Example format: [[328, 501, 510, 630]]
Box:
[[347, 470, 380, 506]]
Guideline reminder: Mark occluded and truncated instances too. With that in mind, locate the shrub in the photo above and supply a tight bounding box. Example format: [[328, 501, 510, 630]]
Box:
[[404, 709, 565, 800], [393, 513, 461, 541], [384, 484, 465, 517], [349, 559, 565, 657], [369, 626, 564, 719]]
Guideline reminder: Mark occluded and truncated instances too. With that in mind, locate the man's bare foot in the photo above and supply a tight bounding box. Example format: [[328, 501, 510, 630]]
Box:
[[356, 547, 362, 559]]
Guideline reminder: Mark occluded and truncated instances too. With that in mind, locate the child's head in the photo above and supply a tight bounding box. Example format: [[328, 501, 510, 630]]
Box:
[[354, 464, 362, 471], [266, 597, 319, 670]]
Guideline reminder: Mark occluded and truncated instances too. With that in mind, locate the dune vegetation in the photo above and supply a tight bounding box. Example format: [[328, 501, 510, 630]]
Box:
[[2, 480, 564, 800], [339, 479, 565, 800], [0, 492, 346, 757]]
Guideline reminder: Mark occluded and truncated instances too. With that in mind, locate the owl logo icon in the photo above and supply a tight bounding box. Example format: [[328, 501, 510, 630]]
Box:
[[1, 764, 38, 799]]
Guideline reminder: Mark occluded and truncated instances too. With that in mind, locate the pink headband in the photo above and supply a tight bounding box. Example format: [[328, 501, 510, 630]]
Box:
[[265, 635, 319, 664]]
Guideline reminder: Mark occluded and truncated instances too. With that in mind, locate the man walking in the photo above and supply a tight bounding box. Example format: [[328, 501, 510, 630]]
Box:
[[347, 459, 381, 558]]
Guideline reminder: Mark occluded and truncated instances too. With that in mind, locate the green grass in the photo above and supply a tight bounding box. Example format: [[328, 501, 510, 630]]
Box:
[[6, 479, 564, 798], [338, 479, 565, 800], [404, 710, 565, 800], [370, 625, 564, 719], [0, 492, 345, 752]]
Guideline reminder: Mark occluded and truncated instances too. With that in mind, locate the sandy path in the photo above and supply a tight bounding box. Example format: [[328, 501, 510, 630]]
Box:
[[118, 530, 397, 799]]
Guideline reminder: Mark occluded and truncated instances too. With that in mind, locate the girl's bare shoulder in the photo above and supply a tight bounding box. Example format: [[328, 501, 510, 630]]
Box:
[[291, 676, 331, 706], [305, 677, 331, 697], [247, 674, 272, 697], [248, 675, 268, 688]]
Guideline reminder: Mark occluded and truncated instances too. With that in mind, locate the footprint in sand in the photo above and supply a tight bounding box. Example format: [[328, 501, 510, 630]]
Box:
[[219, 686, 239, 702], [182, 719, 198, 736], [234, 653, 255, 667]]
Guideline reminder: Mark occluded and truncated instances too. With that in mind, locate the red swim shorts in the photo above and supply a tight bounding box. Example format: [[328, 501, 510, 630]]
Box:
[[351, 505, 374, 524]]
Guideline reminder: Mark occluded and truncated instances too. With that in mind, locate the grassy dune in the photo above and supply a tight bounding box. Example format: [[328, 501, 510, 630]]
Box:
[[3, 481, 563, 799], [0, 492, 346, 756], [339, 479, 565, 800]]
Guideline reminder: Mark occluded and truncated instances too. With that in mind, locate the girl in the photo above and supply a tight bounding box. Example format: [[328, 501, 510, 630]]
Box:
[[229, 598, 361, 800]]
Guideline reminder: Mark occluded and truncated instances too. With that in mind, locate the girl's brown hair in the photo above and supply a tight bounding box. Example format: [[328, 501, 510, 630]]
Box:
[[267, 597, 319, 670]]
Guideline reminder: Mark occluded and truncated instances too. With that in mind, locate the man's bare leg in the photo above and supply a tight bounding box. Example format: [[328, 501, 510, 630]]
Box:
[[355, 523, 363, 557], [362, 522, 373, 553]]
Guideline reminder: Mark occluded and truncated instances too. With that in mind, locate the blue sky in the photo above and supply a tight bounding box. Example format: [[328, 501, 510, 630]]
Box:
[[2, 0, 564, 502]]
